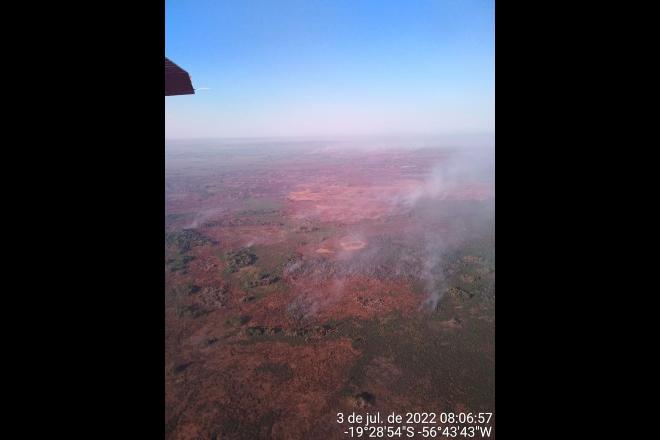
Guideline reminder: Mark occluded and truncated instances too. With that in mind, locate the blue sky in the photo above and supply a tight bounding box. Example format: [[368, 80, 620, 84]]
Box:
[[165, 0, 494, 139]]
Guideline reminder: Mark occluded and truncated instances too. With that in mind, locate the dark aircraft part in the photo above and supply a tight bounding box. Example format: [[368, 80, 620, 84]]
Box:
[[165, 57, 194, 96]]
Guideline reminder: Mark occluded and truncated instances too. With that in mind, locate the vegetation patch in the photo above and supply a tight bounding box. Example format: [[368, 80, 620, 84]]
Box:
[[225, 248, 258, 273], [255, 362, 294, 381], [166, 255, 195, 273], [177, 303, 210, 319], [226, 315, 252, 327], [165, 228, 214, 253], [244, 270, 280, 289], [243, 324, 337, 341]]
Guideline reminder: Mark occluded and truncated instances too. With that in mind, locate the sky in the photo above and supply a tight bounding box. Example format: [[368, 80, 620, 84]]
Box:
[[165, 0, 494, 139]]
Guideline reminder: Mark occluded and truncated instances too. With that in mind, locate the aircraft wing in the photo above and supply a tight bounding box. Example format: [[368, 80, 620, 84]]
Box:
[[165, 57, 195, 96]]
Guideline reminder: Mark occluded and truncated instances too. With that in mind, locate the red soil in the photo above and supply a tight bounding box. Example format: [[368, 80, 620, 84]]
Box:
[[165, 145, 495, 439]]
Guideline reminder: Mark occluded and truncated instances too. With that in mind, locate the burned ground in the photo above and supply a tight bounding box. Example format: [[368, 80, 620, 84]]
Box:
[[165, 141, 494, 439]]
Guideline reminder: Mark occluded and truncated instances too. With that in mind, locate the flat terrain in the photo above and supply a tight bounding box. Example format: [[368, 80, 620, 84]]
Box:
[[165, 139, 495, 440]]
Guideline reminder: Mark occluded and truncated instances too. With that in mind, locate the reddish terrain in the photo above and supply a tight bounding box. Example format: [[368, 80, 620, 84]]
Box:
[[165, 140, 495, 439]]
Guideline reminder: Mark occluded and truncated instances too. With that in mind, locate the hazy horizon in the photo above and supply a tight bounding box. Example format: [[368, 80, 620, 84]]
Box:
[[165, 133, 495, 155]]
